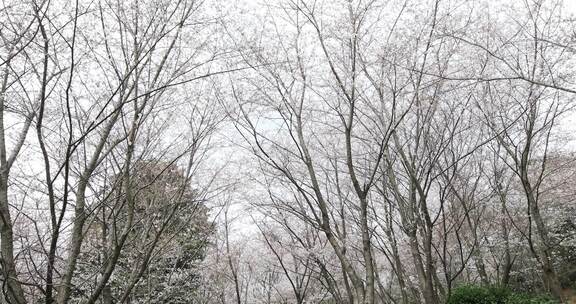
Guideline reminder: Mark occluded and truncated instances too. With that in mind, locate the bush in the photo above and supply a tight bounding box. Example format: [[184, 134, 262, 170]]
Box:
[[447, 285, 559, 304], [504, 293, 558, 304], [447, 285, 509, 304]]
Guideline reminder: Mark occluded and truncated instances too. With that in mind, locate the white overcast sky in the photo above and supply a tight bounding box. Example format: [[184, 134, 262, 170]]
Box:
[[566, 0, 576, 13]]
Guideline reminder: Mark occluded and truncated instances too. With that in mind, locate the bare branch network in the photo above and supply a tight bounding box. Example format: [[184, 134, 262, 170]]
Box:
[[0, 0, 575, 303]]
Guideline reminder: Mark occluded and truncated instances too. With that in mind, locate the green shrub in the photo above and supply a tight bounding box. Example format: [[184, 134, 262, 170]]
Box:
[[504, 293, 558, 304], [447, 285, 559, 304], [447, 285, 509, 304]]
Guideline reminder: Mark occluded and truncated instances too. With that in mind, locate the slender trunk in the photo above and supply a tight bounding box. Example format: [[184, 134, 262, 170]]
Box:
[[384, 216, 413, 304], [359, 197, 375, 304], [0, 184, 27, 304], [521, 173, 563, 299], [102, 286, 113, 304], [472, 248, 489, 285], [56, 104, 122, 304], [408, 232, 436, 304], [465, 213, 489, 285], [501, 226, 513, 287], [391, 239, 410, 304], [0, 56, 26, 304], [530, 194, 563, 299], [420, 196, 439, 304], [422, 233, 439, 304]]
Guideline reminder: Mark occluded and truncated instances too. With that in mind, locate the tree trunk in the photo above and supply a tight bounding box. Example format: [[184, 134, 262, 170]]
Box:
[[0, 54, 26, 304], [0, 184, 27, 304], [521, 171, 563, 300]]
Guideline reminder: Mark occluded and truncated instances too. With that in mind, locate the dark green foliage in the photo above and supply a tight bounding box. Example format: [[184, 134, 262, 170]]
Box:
[[504, 293, 559, 304], [553, 218, 576, 290], [447, 285, 559, 304], [71, 162, 212, 303], [447, 285, 509, 304]]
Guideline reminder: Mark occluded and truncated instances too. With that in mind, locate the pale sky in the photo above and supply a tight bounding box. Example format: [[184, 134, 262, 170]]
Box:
[[566, 0, 576, 14]]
